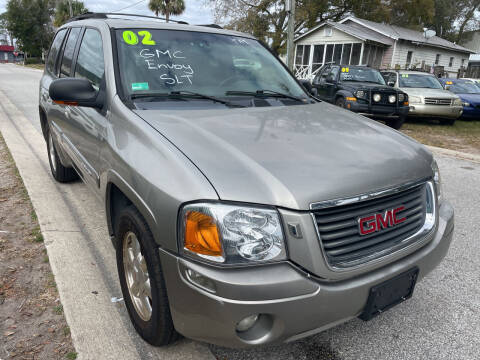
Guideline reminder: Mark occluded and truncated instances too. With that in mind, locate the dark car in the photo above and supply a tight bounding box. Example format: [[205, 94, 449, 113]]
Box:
[[312, 65, 409, 129], [439, 78, 480, 120]]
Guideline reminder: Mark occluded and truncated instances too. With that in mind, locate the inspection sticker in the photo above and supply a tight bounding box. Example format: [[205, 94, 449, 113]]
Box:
[[131, 82, 149, 91]]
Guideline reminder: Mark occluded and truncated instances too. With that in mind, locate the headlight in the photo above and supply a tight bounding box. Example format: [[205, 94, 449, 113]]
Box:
[[373, 93, 381, 102], [355, 90, 365, 98], [431, 160, 442, 201], [462, 101, 470, 107], [453, 98, 462, 106], [179, 203, 286, 264], [388, 94, 396, 103], [398, 93, 405, 102], [409, 95, 422, 104]]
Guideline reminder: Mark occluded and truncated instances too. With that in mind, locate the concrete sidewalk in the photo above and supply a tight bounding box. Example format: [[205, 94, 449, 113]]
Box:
[[0, 90, 214, 360]]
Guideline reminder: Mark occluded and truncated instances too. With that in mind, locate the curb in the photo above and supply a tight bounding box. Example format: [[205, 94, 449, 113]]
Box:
[[426, 145, 480, 164]]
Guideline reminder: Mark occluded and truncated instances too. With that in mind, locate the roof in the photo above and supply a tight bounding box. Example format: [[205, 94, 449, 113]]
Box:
[[295, 21, 393, 46], [0, 45, 14, 52], [62, 13, 253, 39], [340, 17, 474, 54]]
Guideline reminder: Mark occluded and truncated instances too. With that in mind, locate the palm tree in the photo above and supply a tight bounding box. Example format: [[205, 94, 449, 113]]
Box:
[[54, 1, 88, 27], [148, 0, 185, 23]]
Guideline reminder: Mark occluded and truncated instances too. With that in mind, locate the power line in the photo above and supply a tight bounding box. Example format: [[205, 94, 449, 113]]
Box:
[[112, 0, 147, 13]]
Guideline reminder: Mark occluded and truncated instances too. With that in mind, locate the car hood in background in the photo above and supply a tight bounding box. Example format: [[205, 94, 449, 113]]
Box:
[[399, 87, 458, 99], [135, 103, 433, 210]]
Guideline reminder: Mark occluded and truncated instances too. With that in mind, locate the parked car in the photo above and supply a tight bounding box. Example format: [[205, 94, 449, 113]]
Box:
[[39, 13, 454, 349], [439, 78, 480, 120], [381, 70, 463, 125], [311, 65, 409, 129]]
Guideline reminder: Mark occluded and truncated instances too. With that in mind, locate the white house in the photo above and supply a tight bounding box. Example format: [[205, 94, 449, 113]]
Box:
[[294, 16, 474, 80]]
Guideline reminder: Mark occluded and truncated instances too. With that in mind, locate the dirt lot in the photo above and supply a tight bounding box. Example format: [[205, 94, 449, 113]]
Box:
[[401, 118, 480, 155], [0, 134, 76, 359]]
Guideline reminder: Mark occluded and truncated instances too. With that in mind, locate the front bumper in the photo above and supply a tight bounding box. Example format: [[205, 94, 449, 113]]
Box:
[[347, 101, 409, 118], [408, 104, 463, 118], [160, 201, 454, 348], [460, 106, 480, 119]]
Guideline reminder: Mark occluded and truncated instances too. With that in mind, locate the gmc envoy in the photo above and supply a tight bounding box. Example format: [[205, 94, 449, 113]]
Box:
[[39, 13, 454, 348]]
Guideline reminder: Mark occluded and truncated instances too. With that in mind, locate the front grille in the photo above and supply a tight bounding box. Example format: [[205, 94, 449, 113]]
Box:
[[424, 98, 452, 105], [312, 183, 428, 268], [370, 91, 398, 106]]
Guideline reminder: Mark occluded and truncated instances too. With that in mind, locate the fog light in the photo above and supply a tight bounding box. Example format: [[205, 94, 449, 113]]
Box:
[[236, 314, 259, 332], [185, 269, 216, 293], [373, 93, 381, 102]]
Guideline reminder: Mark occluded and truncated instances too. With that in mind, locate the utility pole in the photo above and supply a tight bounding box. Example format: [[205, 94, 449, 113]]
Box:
[[68, 0, 73, 17], [286, 0, 295, 71]]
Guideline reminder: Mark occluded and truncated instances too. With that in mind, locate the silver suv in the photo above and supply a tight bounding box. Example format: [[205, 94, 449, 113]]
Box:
[[39, 13, 454, 348]]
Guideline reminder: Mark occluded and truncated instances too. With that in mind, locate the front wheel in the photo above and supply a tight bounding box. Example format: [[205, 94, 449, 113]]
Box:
[[115, 205, 179, 346], [335, 97, 346, 108], [386, 115, 406, 130]]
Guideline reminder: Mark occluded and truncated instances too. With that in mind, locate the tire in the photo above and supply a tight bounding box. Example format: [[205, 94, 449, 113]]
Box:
[[335, 97, 346, 108], [115, 205, 179, 346], [386, 115, 406, 130], [47, 127, 78, 182]]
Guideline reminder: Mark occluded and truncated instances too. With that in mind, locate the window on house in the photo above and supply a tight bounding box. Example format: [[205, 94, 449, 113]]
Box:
[[406, 51, 413, 67], [435, 54, 440, 65], [324, 27, 333, 37], [449, 57, 454, 67], [461, 59, 466, 67], [362, 44, 370, 65], [333, 44, 342, 65], [295, 45, 304, 66], [294, 44, 310, 66], [341, 43, 351, 65], [312, 44, 325, 73], [325, 44, 334, 64], [350, 43, 362, 65]]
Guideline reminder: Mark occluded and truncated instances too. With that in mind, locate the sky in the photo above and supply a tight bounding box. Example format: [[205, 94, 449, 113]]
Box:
[[0, 0, 215, 24]]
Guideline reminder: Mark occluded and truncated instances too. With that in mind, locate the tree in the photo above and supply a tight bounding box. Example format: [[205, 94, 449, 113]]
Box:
[[0, 13, 14, 46], [54, 0, 88, 27], [5, 0, 55, 57], [148, 0, 185, 22]]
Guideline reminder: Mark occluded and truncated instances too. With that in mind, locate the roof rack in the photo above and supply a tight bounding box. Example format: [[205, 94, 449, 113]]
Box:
[[67, 12, 189, 25], [198, 24, 223, 29]]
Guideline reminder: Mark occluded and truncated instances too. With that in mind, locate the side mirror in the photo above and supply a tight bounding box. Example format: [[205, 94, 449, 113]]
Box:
[[388, 81, 395, 87], [300, 79, 315, 95], [49, 78, 103, 109]]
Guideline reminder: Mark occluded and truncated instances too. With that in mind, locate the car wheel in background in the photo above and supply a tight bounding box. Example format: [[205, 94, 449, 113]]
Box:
[[115, 205, 180, 346], [335, 97, 346, 108], [386, 115, 406, 130], [47, 127, 78, 182]]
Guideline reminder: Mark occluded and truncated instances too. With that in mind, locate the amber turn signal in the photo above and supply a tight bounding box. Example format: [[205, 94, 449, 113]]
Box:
[[345, 97, 357, 101], [53, 100, 79, 106], [403, 101, 409, 106], [184, 211, 223, 257]]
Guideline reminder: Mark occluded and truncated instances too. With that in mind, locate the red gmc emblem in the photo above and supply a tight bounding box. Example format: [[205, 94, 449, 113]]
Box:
[[358, 206, 406, 235]]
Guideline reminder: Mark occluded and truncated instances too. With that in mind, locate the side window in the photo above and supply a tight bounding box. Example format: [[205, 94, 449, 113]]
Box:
[[46, 29, 67, 75], [318, 66, 331, 84], [75, 29, 105, 90], [328, 67, 339, 82], [60, 27, 82, 78]]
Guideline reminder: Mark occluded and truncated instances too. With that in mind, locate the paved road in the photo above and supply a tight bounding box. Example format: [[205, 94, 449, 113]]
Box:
[[0, 63, 479, 360]]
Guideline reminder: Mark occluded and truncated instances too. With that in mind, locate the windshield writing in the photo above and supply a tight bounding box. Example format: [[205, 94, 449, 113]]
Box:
[[399, 74, 443, 89], [339, 67, 385, 85]]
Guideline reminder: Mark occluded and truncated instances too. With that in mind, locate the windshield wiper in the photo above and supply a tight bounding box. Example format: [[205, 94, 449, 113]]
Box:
[[131, 90, 243, 107], [225, 90, 305, 102]]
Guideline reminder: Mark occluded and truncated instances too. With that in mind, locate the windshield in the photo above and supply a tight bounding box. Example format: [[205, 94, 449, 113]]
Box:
[[339, 67, 386, 85], [448, 82, 480, 94], [398, 74, 443, 89], [115, 29, 307, 104]]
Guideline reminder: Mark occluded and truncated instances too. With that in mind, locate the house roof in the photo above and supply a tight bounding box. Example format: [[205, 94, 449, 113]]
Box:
[[294, 21, 393, 46], [340, 17, 474, 54], [0, 45, 14, 52]]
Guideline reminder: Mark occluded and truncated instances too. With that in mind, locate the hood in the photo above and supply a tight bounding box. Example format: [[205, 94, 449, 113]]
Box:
[[135, 102, 433, 210], [399, 87, 458, 98], [456, 93, 480, 104], [341, 82, 391, 91]]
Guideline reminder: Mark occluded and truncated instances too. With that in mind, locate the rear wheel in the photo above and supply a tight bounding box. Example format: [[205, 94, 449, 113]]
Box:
[[386, 115, 406, 130], [47, 127, 78, 182], [115, 205, 179, 346]]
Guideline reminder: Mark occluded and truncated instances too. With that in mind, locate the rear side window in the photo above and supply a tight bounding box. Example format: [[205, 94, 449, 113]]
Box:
[[75, 29, 105, 89], [46, 29, 67, 74], [60, 27, 82, 77]]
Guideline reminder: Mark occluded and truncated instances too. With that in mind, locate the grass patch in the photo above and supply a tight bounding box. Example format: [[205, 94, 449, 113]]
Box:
[[63, 326, 71, 336], [31, 226, 44, 243], [401, 119, 480, 154], [53, 304, 63, 315], [66, 352, 77, 360], [47, 272, 56, 289]]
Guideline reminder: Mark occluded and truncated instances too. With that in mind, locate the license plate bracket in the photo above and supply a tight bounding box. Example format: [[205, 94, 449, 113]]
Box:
[[359, 267, 419, 321]]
